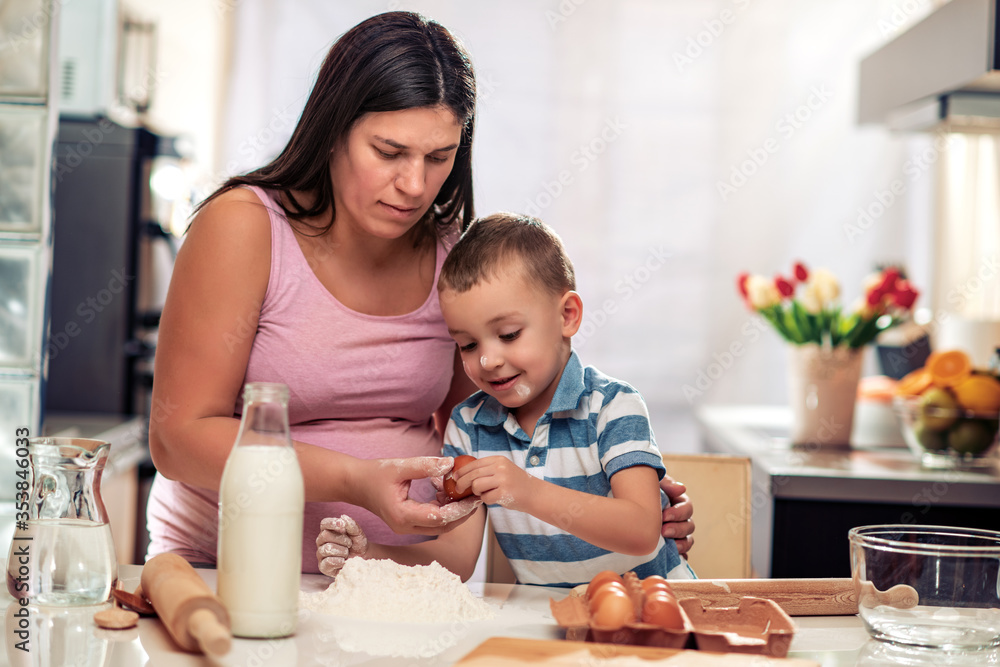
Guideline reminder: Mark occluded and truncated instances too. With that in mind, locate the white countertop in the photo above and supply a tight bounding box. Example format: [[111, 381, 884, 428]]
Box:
[[0, 564, 907, 666]]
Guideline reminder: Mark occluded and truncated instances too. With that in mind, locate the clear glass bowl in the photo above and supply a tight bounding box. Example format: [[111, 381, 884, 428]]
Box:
[[849, 525, 1000, 651], [893, 395, 1000, 469]]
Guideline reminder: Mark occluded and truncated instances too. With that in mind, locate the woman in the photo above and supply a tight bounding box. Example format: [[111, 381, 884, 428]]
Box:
[[147, 11, 693, 574]]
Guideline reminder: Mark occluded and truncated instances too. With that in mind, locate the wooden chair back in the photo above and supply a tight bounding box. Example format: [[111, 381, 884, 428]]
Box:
[[482, 452, 753, 582], [662, 452, 753, 579]]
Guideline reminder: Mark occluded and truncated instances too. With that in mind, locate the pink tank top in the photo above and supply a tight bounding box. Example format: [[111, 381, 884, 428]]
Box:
[[147, 186, 456, 573]]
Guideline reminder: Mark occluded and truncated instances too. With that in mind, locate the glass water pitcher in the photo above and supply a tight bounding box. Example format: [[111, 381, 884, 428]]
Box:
[[6, 437, 117, 605]]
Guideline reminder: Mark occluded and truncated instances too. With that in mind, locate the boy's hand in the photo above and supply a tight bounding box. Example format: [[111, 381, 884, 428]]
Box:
[[660, 474, 695, 556], [316, 515, 369, 578], [453, 456, 535, 511]]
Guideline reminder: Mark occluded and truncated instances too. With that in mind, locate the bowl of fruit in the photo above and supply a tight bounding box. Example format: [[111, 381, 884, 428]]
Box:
[[894, 349, 1000, 469]]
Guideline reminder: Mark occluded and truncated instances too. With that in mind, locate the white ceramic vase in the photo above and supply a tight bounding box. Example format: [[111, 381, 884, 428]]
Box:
[[787, 344, 865, 447]]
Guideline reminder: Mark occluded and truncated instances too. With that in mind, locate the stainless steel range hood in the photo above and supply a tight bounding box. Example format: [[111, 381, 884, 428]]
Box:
[[858, 0, 1000, 132]]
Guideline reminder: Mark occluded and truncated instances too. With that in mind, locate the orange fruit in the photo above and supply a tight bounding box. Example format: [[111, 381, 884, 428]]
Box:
[[926, 350, 972, 388], [952, 374, 1000, 413], [896, 368, 933, 397]]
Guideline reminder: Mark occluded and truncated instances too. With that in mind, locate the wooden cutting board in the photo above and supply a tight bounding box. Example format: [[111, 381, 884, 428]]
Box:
[[454, 637, 820, 666]]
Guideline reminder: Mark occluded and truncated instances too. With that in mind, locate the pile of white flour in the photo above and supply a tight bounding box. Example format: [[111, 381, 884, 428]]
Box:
[[300, 558, 495, 624]]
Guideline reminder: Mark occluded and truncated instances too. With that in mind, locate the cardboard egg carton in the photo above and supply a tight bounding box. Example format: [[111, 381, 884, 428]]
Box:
[[549, 572, 795, 658]]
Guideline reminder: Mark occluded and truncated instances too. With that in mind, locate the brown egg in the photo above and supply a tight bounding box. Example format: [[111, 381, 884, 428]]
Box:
[[591, 589, 635, 629], [641, 575, 673, 593], [640, 577, 675, 599], [588, 581, 627, 613], [587, 570, 624, 600], [443, 455, 477, 501], [642, 591, 684, 630]]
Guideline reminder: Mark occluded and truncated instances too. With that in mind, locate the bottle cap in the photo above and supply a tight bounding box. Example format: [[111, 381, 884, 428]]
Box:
[[243, 382, 290, 403]]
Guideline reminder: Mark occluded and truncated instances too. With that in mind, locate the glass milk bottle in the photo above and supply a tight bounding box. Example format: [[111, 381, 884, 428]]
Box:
[[217, 382, 304, 638]]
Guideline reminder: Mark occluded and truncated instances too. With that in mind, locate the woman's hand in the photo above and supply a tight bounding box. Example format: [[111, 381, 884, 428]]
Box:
[[660, 473, 695, 556], [316, 515, 369, 578], [352, 457, 480, 535]]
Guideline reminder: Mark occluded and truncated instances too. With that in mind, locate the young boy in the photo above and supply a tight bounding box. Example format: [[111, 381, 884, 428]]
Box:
[[316, 213, 695, 587]]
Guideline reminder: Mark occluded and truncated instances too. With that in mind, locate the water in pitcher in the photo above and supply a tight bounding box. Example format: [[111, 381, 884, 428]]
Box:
[[6, 519, 117, 605]]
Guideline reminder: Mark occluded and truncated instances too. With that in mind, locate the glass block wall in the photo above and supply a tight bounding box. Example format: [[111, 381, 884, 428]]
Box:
[[0, 0, 57, 498]]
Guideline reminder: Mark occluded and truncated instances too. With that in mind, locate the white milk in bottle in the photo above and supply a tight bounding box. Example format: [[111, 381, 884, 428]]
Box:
[[217, 382, 304, 638]]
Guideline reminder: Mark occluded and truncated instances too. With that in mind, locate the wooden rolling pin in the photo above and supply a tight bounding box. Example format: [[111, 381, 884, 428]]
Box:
[[670, 578, 858, 616], [141, 553, 232, 657]]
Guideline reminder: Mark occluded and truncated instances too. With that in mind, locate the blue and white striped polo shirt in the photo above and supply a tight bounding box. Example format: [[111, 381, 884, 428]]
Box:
[[443, 351, 696, 588]]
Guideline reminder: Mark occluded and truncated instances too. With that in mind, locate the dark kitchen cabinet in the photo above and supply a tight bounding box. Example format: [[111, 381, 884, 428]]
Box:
[[46, 118, 173, 415]]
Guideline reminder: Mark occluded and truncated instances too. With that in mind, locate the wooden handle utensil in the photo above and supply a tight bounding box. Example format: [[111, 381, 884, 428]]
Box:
[[670, 578, 858, 616], [858, 581, 918, 609], [141, 553, 232, 656]]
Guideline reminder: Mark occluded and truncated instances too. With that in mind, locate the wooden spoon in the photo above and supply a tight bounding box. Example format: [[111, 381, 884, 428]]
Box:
[[112, 587, 157, 616], [859, 581, 919, 609]]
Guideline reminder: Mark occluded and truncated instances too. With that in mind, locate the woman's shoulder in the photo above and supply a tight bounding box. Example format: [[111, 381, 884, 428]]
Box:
[[179, 187, 273, 286], [195, 186, 274, 225], [188, 187, 274, 245]]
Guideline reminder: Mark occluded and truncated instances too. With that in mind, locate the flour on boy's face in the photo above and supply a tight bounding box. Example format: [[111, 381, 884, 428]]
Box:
[[441, 274, 571, 419]]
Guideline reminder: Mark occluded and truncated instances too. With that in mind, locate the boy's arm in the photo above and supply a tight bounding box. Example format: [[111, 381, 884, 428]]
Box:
[[452, 381, 665, 556], [455, 459, 663, 556], [318, 505, 488, 582]]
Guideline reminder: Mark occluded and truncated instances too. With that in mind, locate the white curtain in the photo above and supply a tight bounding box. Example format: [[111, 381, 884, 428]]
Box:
[[221, 0, 935, 452]]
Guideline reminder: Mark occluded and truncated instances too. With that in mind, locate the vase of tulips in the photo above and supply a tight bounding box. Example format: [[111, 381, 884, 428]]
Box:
[[737, 262, 919, 447]]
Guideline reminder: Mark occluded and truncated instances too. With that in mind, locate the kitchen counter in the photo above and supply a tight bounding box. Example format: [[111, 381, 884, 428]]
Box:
[[0, 565, 893, 666], [696, 405, 1000, 578]]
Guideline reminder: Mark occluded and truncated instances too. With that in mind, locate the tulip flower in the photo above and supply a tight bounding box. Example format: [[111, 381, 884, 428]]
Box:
[[890, 281, 919, 310], [736, 262, 919, 348], [737, 272, 750, 300], [878, 267, 900, 293], [746, 274, 782, 310], [808, 268, 840, 306], [775, 275, 795, 298], [793, 261, 809, 283]]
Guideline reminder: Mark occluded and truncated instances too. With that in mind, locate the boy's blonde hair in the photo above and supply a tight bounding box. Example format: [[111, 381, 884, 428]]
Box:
[[438, 212, 576, 296]]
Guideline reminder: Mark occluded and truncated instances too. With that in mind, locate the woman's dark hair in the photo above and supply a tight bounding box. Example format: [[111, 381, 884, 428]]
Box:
[[198, 11, 476, 239]]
